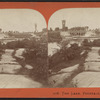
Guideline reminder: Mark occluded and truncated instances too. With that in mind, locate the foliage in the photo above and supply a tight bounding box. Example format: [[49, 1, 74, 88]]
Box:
[[95, 28, 100, 35], [48, 31, 62, 43], [7, 31, 32, 38], [22, 37, 48, 82], [98, 49, 100, 56], [55, 27, 60, 31], [49, 43, 83, 70], [83, 39, 100, 47], [5, 34, 48, 82], [0, 42, 5, 60], [69, 26, 88, 35]]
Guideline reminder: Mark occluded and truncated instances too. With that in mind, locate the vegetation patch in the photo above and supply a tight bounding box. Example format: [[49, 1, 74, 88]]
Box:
[[11, 36, 48, 85]]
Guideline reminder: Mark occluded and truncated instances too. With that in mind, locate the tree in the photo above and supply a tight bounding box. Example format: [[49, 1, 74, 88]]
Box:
[[49, 28, 53, 31], [22, 37, 48, 81], [95, 28, 100, 35], [82, 39, 89, 46], [48, 31, 62, 43], [55, 27, 60, 31]]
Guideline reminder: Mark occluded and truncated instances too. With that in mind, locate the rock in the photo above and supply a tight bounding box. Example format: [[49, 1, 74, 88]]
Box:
[[25, 64, 33, 69], [48, 64, 79, 87]]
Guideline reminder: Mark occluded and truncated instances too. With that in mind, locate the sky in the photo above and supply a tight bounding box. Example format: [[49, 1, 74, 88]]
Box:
[[0, 9, 46, 32], [48, 8, 100, 30]]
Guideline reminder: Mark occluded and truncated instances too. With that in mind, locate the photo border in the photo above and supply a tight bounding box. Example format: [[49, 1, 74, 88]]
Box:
[[0, 2, 99, 98]]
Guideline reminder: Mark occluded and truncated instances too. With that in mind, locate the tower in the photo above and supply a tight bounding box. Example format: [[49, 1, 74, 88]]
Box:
[[62, 20, 66, 29], [34, 23, 38, 33]]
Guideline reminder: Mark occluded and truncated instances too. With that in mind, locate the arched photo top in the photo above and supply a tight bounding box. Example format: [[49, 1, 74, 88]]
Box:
[[0, 9, 48, 88], [0, 9, 47, 32], [48, 8, 100, 31]]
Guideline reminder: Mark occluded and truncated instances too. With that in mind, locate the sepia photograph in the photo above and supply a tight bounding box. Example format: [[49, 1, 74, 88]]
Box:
[[48, 8, 100, 87], [0, 9, 48, 88]]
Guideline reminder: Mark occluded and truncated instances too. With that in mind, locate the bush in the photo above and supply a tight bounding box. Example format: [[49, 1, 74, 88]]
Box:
[[83, 39, 100, 47], [98, 49, 100, 56], [22, 38, 48, 83], [49, 43, 82, 70], [48, 31, 62, 43]]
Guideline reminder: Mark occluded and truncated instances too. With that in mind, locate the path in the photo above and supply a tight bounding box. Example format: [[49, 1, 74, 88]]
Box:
[[0, 49, 43, 88], [0, 74, 42, 88], [72, 47, 100, 87], [0, 49, 21, 73]]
